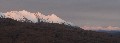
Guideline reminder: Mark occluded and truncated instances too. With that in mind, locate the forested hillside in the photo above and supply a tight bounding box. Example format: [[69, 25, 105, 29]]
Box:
[[0, 18, 120, 43]]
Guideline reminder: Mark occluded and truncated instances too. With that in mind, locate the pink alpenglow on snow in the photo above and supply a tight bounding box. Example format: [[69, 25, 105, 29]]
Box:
[[0, 10, 73, 25]]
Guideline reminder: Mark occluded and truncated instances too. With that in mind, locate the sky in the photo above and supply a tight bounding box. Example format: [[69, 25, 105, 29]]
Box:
[[0, 0, 120, 27]]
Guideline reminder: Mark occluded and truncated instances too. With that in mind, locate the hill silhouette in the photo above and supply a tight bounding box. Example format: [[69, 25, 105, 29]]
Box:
[[0, 18, 120, 43]]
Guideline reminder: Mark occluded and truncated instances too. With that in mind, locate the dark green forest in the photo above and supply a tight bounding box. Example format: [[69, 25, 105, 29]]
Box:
[[0, 18, 120, 43]]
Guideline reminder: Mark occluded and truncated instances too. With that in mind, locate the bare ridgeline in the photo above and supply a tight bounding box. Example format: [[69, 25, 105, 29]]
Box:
[[0, 10, 120, 43]]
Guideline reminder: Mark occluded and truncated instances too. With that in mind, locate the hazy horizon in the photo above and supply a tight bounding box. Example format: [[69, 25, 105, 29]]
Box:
[[0, 0, 120, 27]]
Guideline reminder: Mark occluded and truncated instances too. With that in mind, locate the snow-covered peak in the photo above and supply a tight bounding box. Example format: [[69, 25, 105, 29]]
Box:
[[51, 14, 57, 17], [47, 14, 65, 23], [3, 10, 38, 23], [0, 10, 74, 25]]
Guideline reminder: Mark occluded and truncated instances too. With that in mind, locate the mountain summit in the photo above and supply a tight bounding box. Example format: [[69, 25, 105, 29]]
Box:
[[0, 10, 73, 25]]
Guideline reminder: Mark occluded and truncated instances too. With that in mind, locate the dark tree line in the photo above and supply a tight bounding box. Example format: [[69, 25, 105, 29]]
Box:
[[0, 18, 120, 43]]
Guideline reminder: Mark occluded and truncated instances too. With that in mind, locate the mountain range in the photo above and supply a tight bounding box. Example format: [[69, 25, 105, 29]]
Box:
[[81, 25, 120, 31], [0, 10, 120, 43], [1, 10, 119, 31]]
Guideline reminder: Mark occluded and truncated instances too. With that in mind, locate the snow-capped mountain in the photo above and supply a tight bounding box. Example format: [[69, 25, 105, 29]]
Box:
[[81, 25, 120, 31], [0, 10, 73, 25]]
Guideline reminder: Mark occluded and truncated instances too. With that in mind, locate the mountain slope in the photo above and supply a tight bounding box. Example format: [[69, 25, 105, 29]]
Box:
[[0, 18, 120, 43]]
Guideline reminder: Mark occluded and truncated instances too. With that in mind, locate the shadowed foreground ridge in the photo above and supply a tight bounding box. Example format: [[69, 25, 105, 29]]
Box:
[[0, 18, 120, 43]]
